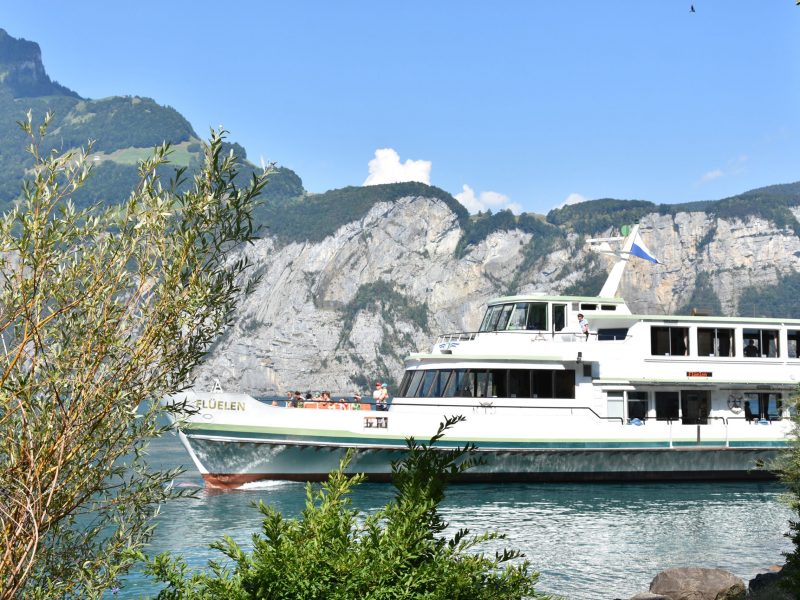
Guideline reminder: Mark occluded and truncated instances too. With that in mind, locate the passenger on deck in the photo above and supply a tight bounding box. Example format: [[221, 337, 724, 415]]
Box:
[[285, 391, 293, 407], [374, 382, 388, 411], [578, 313, 590, 340], [379, 383, 390, 411], [744, 340, 760, 357], [744, 400, 754, 422], [292, 390, 303, 407]]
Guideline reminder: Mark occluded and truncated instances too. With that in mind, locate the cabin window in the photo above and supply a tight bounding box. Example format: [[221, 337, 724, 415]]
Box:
[[627, 391, 648, 420], [554, 370, 574, 398], [743, 328, 779, 358], [552, 304, 567, 332], [480, 305, 502, 332], [789, 330, 800, 359], [490, 369, 510, 396], [650, 326, 689, 356], [532, 370, 553, 398], [526, 303, 548, 330], [402, 370, 425, 397], [680, 390, 709, 425], [743, 392, 782, 421], [418, 370, 438, 397], [474, 371, 492, 397], [399, 368, 575, 399], [422, 370, 453, 398], [397, 371, 413, 397], [601, 304, 617, 311], [508, 369, 531, 398], [697, 327, 735, 357], [442, 369, 467, 397], [581, 303, 597, 311], [508, 303, 529, 330], [597, 328, 628, 341], [455, 371, 476, 397], [496, 305, 514, 331], [655, 391, 679, 420]]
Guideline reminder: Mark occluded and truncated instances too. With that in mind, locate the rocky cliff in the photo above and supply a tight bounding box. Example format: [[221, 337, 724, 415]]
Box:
[[0, 28, 78, 98], [193, 195, 800, 395]]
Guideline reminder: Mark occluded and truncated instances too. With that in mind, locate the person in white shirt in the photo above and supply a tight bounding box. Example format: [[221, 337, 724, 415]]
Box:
[[577, 313, 589, 340]]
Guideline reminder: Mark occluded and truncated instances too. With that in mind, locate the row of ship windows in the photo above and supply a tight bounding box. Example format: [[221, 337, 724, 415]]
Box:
[[649, 326, 800, 358], [618, 390, 784, 423], [479, 302, 620, 333], [396, 368, 576, 399]]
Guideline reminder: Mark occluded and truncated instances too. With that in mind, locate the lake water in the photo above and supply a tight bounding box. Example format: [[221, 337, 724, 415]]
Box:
[[120, 432, 795, 599]]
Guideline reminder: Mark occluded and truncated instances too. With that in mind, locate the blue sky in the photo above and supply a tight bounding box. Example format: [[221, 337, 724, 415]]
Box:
[[2, 1, 799, 215]]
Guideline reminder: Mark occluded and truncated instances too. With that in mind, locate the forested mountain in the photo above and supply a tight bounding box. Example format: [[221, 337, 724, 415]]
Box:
[[0, 28, 304, 214]]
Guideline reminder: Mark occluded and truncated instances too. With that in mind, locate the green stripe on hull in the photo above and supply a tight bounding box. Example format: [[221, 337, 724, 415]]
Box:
[[185, 426, 786, 450]]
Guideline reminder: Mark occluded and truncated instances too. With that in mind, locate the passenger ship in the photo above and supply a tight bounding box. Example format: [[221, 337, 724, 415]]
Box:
[[169, 226, 799, 488]]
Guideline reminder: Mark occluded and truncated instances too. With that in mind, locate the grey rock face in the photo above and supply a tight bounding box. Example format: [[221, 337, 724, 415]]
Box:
[[194, 196, 800, 395]]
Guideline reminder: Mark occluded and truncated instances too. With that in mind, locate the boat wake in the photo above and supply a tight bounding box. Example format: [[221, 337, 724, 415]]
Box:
[[239, 479, 305, 491]]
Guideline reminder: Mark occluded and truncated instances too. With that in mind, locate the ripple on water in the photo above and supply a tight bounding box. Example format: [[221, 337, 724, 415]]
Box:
[[119, 438, 794, 600]]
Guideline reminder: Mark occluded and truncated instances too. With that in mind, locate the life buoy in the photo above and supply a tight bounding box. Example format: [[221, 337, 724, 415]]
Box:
[[727, 394, 743, 413]]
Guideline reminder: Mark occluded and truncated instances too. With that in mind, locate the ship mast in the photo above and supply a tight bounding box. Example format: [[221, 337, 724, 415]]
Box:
[[585, 224, 640, 298]]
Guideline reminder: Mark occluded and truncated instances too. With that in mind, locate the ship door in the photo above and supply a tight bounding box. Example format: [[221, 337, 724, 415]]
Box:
[[680, 390, 709, 425], [552, 304, 566, 333]]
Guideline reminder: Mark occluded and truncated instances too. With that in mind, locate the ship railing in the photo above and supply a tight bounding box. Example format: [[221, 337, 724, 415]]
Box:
[[435, 332, 479, 348], [387, 399, 624, 424], [435, 330, 629, 349], [639, 416, 739, 448]]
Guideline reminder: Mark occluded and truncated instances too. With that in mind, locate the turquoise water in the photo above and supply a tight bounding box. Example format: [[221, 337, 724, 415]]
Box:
[[120, 432, 795, 599]]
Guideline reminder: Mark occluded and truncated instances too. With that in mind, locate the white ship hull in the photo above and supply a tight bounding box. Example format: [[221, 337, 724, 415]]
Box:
[[172, 391, 789, 489]]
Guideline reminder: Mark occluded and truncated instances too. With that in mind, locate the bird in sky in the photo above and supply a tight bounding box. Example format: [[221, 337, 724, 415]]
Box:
[[690, 5, 696, 12]]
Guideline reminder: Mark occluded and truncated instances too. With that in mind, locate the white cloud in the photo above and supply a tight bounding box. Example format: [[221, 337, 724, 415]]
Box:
[[363, 148, 431, 186], [455, 184, 520, 215], [697, 156, 749, 186], [699, 169, 724, 184], [555, 192, 587, 210]]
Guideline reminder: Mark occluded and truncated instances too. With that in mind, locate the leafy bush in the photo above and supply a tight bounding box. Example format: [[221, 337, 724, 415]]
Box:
[[772, 391, 800, 596], [0, 118, 268, 598], [143, 417, 551, 600]]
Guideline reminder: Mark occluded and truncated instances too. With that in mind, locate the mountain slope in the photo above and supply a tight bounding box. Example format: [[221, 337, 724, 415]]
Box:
[[0, 28, 304, 212]]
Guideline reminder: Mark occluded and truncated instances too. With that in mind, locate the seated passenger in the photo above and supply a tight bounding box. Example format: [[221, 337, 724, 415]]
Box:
[[291, 390, 303, 407], [744, 340, 760, 357], [744, 400, 754, 422]]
